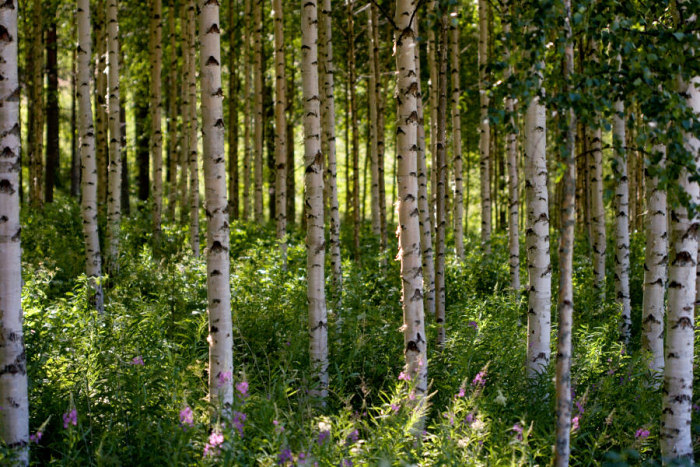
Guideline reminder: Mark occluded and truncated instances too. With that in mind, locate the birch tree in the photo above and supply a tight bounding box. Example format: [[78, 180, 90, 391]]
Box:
[[253, 0, 263, 222], [0, 1, 29, 461], [590, 127, 606, 296], [273, 0, 287, 264], [96, 0, 108, 207], [150, 0, 164, 245], [28, 0, 43, 208], [186, 0, 200, 256], [106, 0, 122, 272], [301, 0, 328, 401], [394, 0, 428, 398], [435, 16, 448, 346], [368, 4, 380, 238], [478, 0, 491, 251], [347, 0, 360, 261], [198, 0, 234, 410], [228, 0, 239, 219], [450, 10, 464, 261], [242, 0, 252, 220]]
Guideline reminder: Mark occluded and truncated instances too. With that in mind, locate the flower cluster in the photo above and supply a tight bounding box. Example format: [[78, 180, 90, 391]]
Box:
[[62, 409, 77, 429], [29, 431, 43, 443], [635, 428, 650, 439], [232, 411, 247, 437], [398, 371, 411, 382], [472, 370, 487, 387], [204, 431, 224, 457], [217, 371, 232, 386], [511, 423, 523, 441], [179, 406, 194, 429], [129, 356, 145, 366], [236, 381, 249, 398]]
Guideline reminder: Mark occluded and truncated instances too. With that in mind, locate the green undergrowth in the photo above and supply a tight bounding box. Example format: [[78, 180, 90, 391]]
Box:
[[4, 198, 699, 465]]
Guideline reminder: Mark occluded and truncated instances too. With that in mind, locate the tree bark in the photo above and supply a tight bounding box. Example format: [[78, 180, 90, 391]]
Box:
[[286, 62, 295, 227], [590, 126, 606, 297], [524, 63, 551, 378], [136, 95, 149, 202], [301, 0, 328, 401], [166, 0, 179, 221], [106, 0, 122, 273], [150, 0, 164, 245], [435, 17, 448, 347], [186, 0, 200, 256], [0, 2, 30, 460], [394, 0, 428, 400], [661, 75, 699, 460], [368, 3, 380, 238], [642, 144, 666, 377], [253, 0, 263, 222], [28, 0, 43, 208], [450, 10, 464, 261], [347, 0, 360, 261], [228, 0, 239, 220], [478, 0, 491, 251], [273, 0, 287, 264], [318, 0, 342, 309], [504, 2, 519, 292], [95, 0, 108, 207], [70, 25, 80, 199], [199, 0, 234, 411], [45, 18, 59, 204]]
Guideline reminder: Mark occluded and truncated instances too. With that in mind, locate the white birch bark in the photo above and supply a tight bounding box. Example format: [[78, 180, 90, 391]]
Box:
[[590, 127, 606, 296], [414, 13, 435, 317], [661, 75, 700, 460], [368, 5, 380, 237], [186, 0, 200, 256], [524, 64, 551, 378], [77, 0, 104, 313], [301, 0, 328, 401], [450, 11, 464, 261], [150, 0, 163, 244], [96, 0, 108, 207], [478, 0, 491, 251], [612, 81, 631, 343], [642, 144, 666, 377], [242, 0, 252, 220], [106, 0, 122, 273], [435, 18, 448, 346], [273, 0, 287, 264], [166, 0, 179, 221], [199, 0, 234, 410], [253, 0, 263, 222], [318, 0, 342, 308], [0, 1, 29, 461], [394, 0, 428, 398]]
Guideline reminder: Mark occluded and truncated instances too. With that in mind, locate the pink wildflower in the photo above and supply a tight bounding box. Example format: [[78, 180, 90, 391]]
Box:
[[398, 371, 411, 382], [130, 356, 145, 366], [62, 409, 77, 429], [236, 381, 249, 398], [635, 428, 650, 439], [179, 406, 194, 428]]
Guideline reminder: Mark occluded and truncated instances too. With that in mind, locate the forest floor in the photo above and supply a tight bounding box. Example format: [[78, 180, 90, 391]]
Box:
[[7, 198, 698, 465]]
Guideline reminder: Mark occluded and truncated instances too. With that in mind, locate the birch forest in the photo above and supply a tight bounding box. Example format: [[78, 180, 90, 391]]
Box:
[[1, 0, 700, 464]]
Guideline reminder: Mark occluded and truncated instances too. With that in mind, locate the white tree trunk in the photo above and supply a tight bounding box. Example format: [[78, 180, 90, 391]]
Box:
[[106, 0, 122, 273], [166, 0, 179, 221], [612, 87, 631, 343], [199, 0, 234, 410], [661, 75, 700, 460], [301, 0, 328, 401], [273, 0, 287, 265], [524, 67, 551, 378], [368, 5, 380, 237], [478, 0, 491, 251], [96, 0, 108, 207], [590, 127, 606, 297], [0, 1, 29, 461], [242, 0, 252, 220], [394, 0, 428, 398], [435, 18, 448, 346], [318, 0, 342, 310], [150, 0, 164, 244], [450, 11, 464, 261], [253, 0, 263, 222], [642, 144, 666, 377], [186, 0, 200, 256], [413, 13, 435, 317], [77, 0, 105, 313]]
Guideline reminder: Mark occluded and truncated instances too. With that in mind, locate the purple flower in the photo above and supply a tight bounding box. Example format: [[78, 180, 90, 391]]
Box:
[[607, 369, 615, 376], [635, 428, 650, 439], [442, 412, 454, 425], [29, 431, 43, 443], [129, 356, 144, 366], [342, 460, 353, 467], [455, 387, 466, 398], [317, 429, 330, 445], [236, 381, 249, 398], [398, 371, 411, 381], [575, 400, 584, 415], [511, 423, 523, 441], [277, 448, 293, 465], [179, 406, 194, 428], [571, 415, 580, 432], [62, 409, 77, 429], [468, 321, 478, 330], [472, 370, 487, 387], [390, 403, 400, 413], [273, 419, 284, 432], [346, 429, 359, 445], [232, 411, 247, 437], [217, 371, 232, 386], [694, 404, 700, 412], [465, 413, 474, 425]]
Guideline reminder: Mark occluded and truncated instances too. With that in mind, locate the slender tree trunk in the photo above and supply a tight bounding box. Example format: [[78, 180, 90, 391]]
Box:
[[136, 95, 149, 202], [524, 61, 551, 378], [319, 0, 342, 308], [96, 0, 108, 207], [286, 63, 295, 227], [178, 2, 190, 225], [554, 4, 575, 463], [504, 3, 519, 292], [347, 0, 360, 261], [228, 0, 239, 220], [478, 0, 491, 251], [612, 60, 631, 344], [166, 0, 179, 221], [394, 0, 428, 400], [590, 126, 606, 297], [427, 1, 437, 228], [242, 0, 252, 220], [106, 0, 122, 273], [450, 10, 464, 261], [150, 0, 164, 245], [414, 11, 434, 317], [435, 18, 448, 347], [368, 4, 380, 238], [0, 2, 29, 460], [661, 75, 699, 460], [642, 144, 667, 377], [253, 0, 263, 222], [120, 103, 129, 215], [28, 0, 43, 208], [273, 0, 287, 264], [186, 0, 200, 256], [301, 0, 328, 401], [70, 26, 80, 198], [45, 18, 59, 204], [199, 0, 234, 411]]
